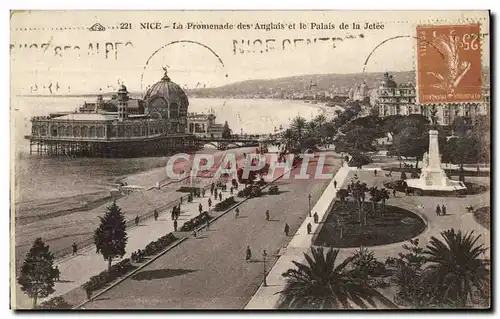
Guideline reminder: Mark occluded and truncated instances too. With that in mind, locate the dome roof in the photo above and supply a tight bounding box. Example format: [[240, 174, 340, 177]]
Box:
[[143, 72, 189, 106]]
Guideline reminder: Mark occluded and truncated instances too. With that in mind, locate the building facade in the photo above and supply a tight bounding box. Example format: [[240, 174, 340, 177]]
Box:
[[373, 73, 489, 125], [186, 112, 225, 138], [27, 70, 198, 157]]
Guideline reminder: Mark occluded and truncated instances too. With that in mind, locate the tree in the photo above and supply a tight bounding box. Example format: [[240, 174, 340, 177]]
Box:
[[290, 116, 307, 141], [18, 238, 59, 307], [471, 115, 490, 164], [445, 136, 481, 182], [336, 189, 349, 206], [221, 121, 232, 139], [278, 247, 397, 309], [423, 229, 489, 308], [451, 116, 471, 137], [334, 125, 377, 155], [389, 238, 430, 308], [94, 201, 128, 271]]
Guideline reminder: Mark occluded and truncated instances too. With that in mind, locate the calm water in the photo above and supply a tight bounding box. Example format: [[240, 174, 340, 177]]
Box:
[[12, 97, 333, 203]]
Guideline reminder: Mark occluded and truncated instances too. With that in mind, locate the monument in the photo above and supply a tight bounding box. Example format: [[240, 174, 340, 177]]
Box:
[[406, 108, 466, 195]]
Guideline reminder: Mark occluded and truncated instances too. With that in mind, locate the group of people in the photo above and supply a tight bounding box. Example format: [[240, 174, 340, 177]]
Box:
[[131, 249, 146, 263], [436, 204, 447, 216]]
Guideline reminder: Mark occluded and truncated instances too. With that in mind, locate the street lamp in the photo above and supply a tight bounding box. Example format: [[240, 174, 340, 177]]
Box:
[[308, 193, 312, 217], [262, 249, 268, 287]]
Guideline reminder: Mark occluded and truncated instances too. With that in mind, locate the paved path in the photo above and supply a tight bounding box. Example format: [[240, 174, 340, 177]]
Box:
[[81, 153, 341, 309], [15, 184, 234, 309], [245, 165, 490, 309]]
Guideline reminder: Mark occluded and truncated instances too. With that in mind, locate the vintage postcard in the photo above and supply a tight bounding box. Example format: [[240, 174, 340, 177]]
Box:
[[10, 10, 491, 310]]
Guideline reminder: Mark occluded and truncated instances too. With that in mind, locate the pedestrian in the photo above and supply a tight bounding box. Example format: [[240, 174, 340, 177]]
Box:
[[334, 180, 337, 189], [154, 210, 158, 221], [436, 205, 441, 216], [245, 246, 252, 262], [208, 198, 212, 209], [180, 196, 183, 204], [219, 193, 222, 201], [54, 266, 60, 281], [307, 223, 312, 235], [230, 186, 234, 195], [171, 207, 175, 220], [441, 204, 446, 216], [405, 187, 409, 196], [214, 189, 218, 199], [374, 169, 377, 176], [235, 207, 240, 219], [393, 188, 396, 197], [176, 205, 181, 219], [192, 229, 197, 238], [202, 188, 206, 197], [265, 209, 270, 221], [313, 212, 319, 224], [284, 223, 290, 236], [85, 285, 92, 300], [174, 219, 178, 232], [199, 203, 203, 214], [72, 242, 78, 256], [135, 215, 139, 226], [206, 218, 210, 230]]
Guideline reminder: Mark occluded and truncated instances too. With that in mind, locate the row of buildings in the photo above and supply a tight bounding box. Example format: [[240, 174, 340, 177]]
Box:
[[348, 73, 490, 126]]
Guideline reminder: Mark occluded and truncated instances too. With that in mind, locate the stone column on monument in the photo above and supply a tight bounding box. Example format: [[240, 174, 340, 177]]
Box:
[[427, 130, 441, 171]]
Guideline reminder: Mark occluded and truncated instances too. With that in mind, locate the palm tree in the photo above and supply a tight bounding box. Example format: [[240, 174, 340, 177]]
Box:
[[277, 247, 397, 309], [290, 116, 307, 141], [423, 229, 489, 308], [280, 128, 297, 154]]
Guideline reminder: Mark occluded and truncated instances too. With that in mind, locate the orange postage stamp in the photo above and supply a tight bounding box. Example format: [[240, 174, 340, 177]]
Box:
[[417, 24, 482, 103]]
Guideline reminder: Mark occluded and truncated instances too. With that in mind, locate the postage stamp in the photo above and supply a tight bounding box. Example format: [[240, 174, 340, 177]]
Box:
[[10, 10, 491, 311], [417, 24, 483, 103]]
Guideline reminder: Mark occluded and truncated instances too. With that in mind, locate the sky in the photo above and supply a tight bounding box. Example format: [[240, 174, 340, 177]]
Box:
[[10, 10, 490, 95]]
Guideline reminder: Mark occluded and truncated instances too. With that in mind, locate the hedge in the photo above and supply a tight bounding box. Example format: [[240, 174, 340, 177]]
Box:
[[179, 211, 211, 232], [268, 185, 279, 195], [214, 196, 236, 211], [143, 233, 177, 256], [37, 296, 72, 309], [177, 186, 202, 193], [83, 258, 136, 292], [237, 185, 263, 198]]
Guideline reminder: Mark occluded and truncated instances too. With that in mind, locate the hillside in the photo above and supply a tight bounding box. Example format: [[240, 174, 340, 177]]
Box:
[[186, 71, 416, 98]]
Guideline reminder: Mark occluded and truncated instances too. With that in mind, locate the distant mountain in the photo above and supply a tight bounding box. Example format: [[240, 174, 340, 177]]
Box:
[[186, 71, 416, 98]]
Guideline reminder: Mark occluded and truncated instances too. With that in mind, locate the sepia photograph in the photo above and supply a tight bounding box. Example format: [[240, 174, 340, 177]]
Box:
[[9, 10, 491, 310]]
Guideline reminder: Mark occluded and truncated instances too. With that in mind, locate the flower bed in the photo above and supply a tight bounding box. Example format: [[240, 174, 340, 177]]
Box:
[[179, 211, 211, 232], [83, 258, 136, 292], [37, 296, 72, 309], [214, 196, 236, 212]]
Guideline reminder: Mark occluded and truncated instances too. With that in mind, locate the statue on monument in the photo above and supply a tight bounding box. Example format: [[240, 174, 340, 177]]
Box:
[[429, 105, 438, 125]]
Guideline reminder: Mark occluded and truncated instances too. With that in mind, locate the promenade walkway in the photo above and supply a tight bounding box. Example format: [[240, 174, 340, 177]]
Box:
[[15, 183, 234, 309], [245, 164, 490, 309]]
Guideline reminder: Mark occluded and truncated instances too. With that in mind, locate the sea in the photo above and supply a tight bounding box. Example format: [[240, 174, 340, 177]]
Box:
[[12, 97, 335, 204]]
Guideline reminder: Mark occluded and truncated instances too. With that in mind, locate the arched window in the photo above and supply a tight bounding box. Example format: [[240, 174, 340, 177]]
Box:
[[40, 125, 47, 136], [81, 126, 88, 137], [73, 126, 80, 137], [89, 126, 96, 138], [65, 126, 71, 136]]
